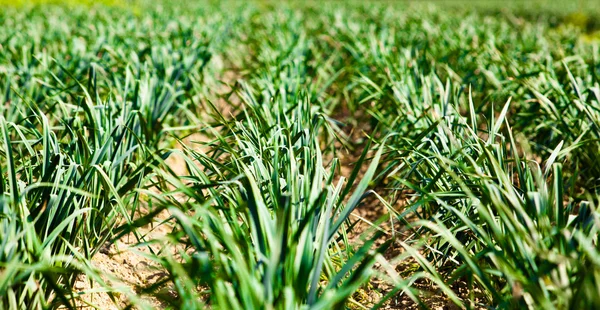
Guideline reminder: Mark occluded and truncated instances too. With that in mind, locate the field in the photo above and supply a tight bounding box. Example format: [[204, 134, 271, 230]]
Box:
[[1, 1, 600, 309]]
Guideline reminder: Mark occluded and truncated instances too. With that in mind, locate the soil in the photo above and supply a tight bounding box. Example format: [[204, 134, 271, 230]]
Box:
[[73, 208, 177, 309]]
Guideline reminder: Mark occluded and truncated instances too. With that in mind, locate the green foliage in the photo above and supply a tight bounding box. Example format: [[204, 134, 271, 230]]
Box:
[[1, 1, 600, 309]]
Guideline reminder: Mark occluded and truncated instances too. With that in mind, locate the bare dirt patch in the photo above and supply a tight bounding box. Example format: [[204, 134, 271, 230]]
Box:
[[73, 209, 176, 309]]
